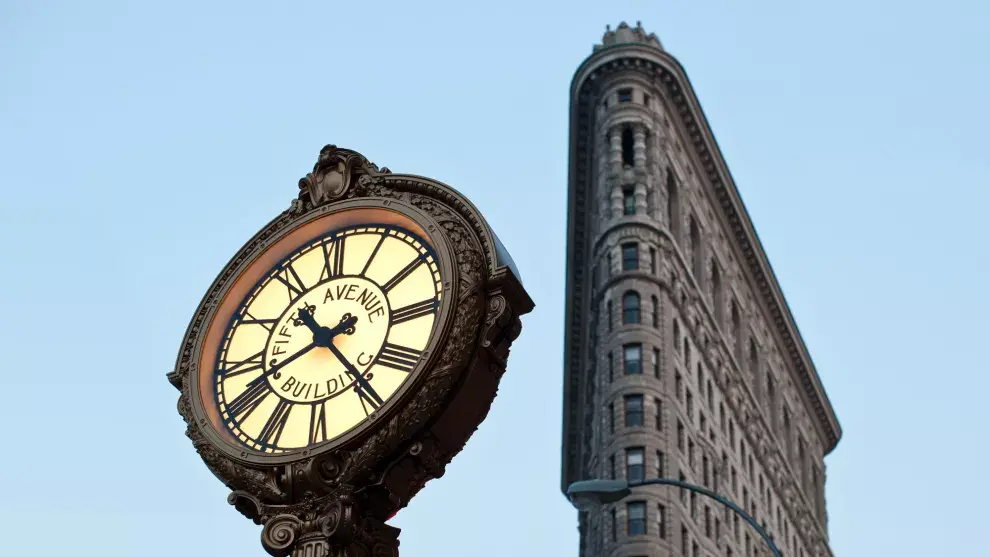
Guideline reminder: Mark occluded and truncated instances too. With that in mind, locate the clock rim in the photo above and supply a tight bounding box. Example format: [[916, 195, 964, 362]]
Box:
[[185, 199, 458, 466]]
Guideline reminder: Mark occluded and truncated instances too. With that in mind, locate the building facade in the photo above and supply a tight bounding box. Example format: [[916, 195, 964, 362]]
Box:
[[561, 23, 842, 557]]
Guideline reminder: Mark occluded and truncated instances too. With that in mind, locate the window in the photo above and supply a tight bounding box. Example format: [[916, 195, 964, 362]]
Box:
[[697, 364, 704, 393], [654, 398, 663, 430], [622, 292, 640, 324], [700, 413, 707, 435], [652, 347, 660, 377], [609, 454, 616, 479], [624, 395, 644, 427], [611, 508, 618, 541], [719, 403, 726, 432], [621, 127, 634, 166], [766, 372, 779, 431], [649, 247, 657, 274], [678, 471, 687, 503], [643, 93, 651, 106], [666, 172, 680, 237], [684, 338, 690, 364], [686, 391, 694, 420], [651, 296, 659, 328], [607, 251, 613, 276], [688, 439, 695, 469], [626, 448, 645, 482], [681, 525, 688, 555], [621, 243, 638, 270], [592, 263, 600, 289], [609, 402, 615, 432], [749, 338, 760, 395], [618, 88, 633, 103], [627, 501, 646, 535], [711, 259, 723, 323], [782, 406, 793, 459], [673, 319, 680, 350], [655, 450, 665, 477], [607, 300, 613, 332], [677, 420, 685, 450], [730, 301, 742, 361], [689, 216, 701, 279], [692, 541, 699, 557], [707, 380, 713, 410], [705, 506, 712, 538], [607, 351, 614, 382], [624, 344, 642, 374], [731, 467, 738, 495], [657, 503, 666, 538], [690, 491, 697, 519], [675, 372, 683, 401], [622, 186, 635, 215]]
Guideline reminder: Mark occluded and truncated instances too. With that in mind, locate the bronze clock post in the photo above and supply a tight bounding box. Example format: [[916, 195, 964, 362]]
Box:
[[168, 145, 533, 557]]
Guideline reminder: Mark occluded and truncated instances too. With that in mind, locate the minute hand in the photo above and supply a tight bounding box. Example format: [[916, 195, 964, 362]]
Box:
[[266, 342, 317, 379], [325, 342, 384, 406]]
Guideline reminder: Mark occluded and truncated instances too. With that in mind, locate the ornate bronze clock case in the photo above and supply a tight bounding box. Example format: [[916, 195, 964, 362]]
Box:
[[168, 146, 533, 557]]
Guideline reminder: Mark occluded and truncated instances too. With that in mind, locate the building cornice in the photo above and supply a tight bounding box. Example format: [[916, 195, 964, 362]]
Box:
[[562, 43, 841, 496]]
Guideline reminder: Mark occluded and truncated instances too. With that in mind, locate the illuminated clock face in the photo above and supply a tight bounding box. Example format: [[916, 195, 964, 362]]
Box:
[[214, 224, 443, 454]]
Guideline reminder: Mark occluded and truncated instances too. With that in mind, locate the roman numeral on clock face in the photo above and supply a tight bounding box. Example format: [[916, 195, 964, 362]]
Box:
[[376, 343, 422, 373], [257, 399, 292, 448], [226, 378, 271, 422], [322, 235, 346, 279], [359, 230, 389, 277], [241, 313, 277, 332], [223, 350, 265, 378], [391, 298, 438, 325], [382, 255, 424, 292], [273, 262, 306, 302], [357, 387, 381, 416], [309, 402, 328, 445]]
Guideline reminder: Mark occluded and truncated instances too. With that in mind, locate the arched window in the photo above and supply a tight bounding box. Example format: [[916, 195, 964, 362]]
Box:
[[607, 300, 613, 332], [652, 295, 660, 328], [622, 291, 641, 324], [666, 171, 679, 239], [689, 216, 702, 280], [622, 127, 634, 166]]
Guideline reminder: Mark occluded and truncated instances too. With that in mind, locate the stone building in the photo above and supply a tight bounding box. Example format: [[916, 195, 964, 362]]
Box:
[[560, 22, 842, 557]]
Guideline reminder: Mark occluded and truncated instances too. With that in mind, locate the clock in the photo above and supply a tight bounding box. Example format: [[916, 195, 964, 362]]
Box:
[[214, 221, 443, 455], [169, 146, 532, 557]]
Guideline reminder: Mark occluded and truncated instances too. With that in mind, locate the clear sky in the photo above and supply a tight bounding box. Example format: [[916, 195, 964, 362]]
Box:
[[2, 0, 987, 555]]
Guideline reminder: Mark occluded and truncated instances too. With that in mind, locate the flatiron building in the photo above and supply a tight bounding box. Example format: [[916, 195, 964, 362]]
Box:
[[561, 22, 841, 557]]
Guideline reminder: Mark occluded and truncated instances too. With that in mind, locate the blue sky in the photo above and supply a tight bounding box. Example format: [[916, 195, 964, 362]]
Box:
[[2, 0, 987, 555]]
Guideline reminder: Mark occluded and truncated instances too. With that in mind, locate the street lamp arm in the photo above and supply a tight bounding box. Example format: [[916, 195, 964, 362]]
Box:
[[629, 478, 782, 557]]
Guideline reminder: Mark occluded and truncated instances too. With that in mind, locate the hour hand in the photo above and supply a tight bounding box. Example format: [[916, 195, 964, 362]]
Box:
[[293, 304, 320, 333], [328, 313, 358, 338]]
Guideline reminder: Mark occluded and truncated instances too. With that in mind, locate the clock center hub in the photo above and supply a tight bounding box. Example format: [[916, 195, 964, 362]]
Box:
[[265, 276, 391, 404]]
